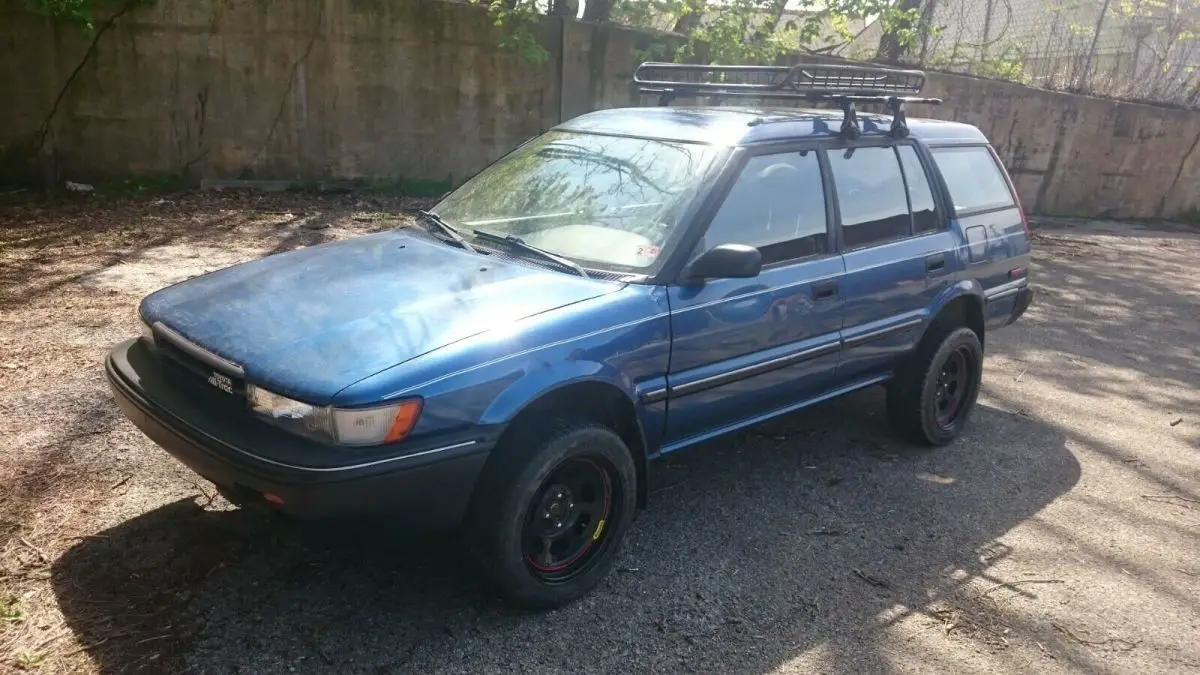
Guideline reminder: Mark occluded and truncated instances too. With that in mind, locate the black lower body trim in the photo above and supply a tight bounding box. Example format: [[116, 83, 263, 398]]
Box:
[[842, 317, 924, 349], [669, 340, 840, 399]]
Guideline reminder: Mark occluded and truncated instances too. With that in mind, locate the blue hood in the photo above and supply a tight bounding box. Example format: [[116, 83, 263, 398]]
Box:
[[139, 229, 622, 403]]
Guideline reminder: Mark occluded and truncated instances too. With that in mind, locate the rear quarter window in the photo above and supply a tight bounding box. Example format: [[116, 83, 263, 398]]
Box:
[[930, 146, 1016, 214]]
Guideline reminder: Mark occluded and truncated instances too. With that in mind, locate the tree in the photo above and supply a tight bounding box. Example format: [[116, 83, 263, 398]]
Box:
[[477, 0, 935, 69], [583, 0, 614, 21], [875, 0, 924, 62], [549, 0, 579, 16]]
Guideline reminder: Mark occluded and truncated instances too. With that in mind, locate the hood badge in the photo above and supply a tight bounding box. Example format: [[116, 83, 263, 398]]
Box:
[[207, 371, 235, 394]]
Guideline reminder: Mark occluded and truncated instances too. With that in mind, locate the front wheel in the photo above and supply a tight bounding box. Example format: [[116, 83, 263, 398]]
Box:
[[887, 326, 984, 445], [463, 420, 637, 609]]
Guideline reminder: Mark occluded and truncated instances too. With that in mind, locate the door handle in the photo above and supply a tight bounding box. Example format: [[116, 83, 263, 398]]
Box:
[[925, 254, 946, 272], [812, 280, 838, 300]]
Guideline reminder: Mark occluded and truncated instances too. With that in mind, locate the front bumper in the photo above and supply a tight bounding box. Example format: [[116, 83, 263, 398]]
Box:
[[105, 339, 500, 529]]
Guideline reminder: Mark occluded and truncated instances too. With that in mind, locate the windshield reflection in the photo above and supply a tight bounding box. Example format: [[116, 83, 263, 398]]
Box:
[[432, 131, 724, 272]]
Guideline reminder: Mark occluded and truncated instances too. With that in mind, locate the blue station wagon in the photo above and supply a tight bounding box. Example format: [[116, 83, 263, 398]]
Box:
[[106, 62, 1033, 608]]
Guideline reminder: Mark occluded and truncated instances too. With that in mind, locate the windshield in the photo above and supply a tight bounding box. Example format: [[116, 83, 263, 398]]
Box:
[[431, 131, 725, 273]]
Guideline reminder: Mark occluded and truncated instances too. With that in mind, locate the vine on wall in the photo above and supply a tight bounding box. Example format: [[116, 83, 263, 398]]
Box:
[[23, 0, 153, 29]]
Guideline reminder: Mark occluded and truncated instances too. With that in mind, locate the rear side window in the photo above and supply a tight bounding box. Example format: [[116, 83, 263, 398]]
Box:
[[828, 146, 911, 248], [931, 146, 1016, 214], [699, 151, 828, 264]]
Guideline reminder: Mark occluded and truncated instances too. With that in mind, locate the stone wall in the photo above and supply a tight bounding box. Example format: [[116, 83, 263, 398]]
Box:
[[1, 0, 1198, 218], [0, 0, 560, 189], [921, 73, 1200, 219]]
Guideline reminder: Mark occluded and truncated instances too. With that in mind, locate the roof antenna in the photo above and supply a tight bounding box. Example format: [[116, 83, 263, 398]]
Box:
[[839, 100, 861, 140]]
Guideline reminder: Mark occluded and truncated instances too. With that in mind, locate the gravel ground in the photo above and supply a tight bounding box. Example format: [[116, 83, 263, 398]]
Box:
[[1, 193, 1197, 674]]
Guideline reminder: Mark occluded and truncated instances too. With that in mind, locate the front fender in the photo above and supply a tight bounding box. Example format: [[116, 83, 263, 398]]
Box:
[[479, 359, 639, 426]]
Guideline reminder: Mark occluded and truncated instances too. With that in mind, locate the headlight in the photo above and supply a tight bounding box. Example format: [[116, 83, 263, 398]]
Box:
[[247, 384, 422, 447]]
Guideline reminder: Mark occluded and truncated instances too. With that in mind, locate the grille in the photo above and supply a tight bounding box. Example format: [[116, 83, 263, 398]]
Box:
[[151, 323, 248, 406]]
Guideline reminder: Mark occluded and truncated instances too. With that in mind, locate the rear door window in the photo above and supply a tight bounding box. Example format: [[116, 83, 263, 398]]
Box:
[[897, 146, 940, 233], [930, 146, 1016, 214], [827, 146, 911, 249]]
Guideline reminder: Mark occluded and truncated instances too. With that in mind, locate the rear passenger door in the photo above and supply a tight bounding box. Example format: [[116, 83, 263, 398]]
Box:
[[663, 147, 846, 449], [829, 142, 957, 383]]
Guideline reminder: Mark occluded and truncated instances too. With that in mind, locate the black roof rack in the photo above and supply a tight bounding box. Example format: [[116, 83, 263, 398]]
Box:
[[632, 62, 943, 139]]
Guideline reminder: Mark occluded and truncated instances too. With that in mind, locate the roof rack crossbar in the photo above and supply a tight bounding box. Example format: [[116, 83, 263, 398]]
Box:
[[633, 61, 942, 139]]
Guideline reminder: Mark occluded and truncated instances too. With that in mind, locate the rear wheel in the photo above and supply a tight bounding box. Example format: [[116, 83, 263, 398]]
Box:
[[886, 326, 983, 445], [463, 420, 637, 609]]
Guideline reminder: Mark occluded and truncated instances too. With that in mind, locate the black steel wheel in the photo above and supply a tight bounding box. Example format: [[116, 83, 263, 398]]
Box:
[[464, 419, 637, 609], [887, 326, 983, 445], [522, 456, 619, 582], [934, 345, 974, 430]]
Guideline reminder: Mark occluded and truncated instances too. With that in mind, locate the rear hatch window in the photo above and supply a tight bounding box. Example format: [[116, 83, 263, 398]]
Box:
[[930, 146, 1016, 215]]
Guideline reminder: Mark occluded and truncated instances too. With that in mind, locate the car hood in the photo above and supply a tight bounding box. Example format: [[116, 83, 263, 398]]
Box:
[[139, 229, 623, 403]]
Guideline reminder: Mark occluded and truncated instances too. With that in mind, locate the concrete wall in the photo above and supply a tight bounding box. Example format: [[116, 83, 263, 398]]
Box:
[[0, 0, 560, 187], [921, 73, 1200, 219], [2, 0, 1199, 218]]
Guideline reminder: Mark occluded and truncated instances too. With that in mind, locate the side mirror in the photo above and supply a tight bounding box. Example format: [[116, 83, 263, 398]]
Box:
[[682, 244, 762, 282]]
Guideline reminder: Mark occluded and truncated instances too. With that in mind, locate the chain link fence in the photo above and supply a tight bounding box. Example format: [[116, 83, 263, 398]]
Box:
[[844, 0, 1200, 106]]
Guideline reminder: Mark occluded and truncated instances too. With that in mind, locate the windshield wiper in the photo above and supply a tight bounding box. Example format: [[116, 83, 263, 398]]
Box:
[[472, 229, 589, 278], [417, 210, 475, 253]]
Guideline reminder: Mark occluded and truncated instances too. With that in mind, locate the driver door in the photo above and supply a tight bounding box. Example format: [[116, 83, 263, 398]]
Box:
[[662, 147, 846, 451]]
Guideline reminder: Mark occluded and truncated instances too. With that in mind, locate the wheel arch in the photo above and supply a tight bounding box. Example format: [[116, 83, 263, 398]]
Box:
[[924, 282, 986, 350], [481, 376, 651, 508]]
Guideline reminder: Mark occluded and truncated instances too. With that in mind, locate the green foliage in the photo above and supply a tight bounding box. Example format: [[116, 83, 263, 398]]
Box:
[[1, 597, 23, 624], [632, 40, 679, 64], [874, 4, 929, 52], [16, 650, 46, 670], [928, 43, 1032, 85], [99, 172, 183, 196], [612, 0, 681, 32], [476, 0, 924, 68], [23, 0, 153, 29], [476, 0, 550, 64], [1177, 206, 1200, 224], [634, 0, 913, 65], [284, 176, 455, 197]]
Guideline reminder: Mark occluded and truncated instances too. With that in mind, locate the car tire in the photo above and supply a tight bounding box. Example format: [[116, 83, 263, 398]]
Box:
[[886, 326, 983, 446], [463, 419, 637, 610]]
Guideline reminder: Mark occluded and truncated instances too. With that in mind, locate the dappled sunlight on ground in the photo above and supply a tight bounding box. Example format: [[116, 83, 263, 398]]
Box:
[[0, 197, 1196, 674]]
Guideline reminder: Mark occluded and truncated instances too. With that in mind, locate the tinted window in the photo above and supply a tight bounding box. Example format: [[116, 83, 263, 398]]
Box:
[[897, 145, 939, 233], [931, 146, 1016, 213], [699, 151, 827, 264], [829, 146, 911, 248]]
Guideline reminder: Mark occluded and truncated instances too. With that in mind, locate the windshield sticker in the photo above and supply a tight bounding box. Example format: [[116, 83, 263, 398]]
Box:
[[636, 244, 661, 258]]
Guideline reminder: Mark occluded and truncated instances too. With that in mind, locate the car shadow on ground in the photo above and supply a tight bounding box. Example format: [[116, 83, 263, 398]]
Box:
[[51, 387, 1079, 674]]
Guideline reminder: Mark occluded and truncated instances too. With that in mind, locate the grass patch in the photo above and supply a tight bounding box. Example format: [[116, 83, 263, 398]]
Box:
[[286, 175, 454, 198], [97, 172, 185, 196], [16, 649, 46, 670], [1, 596, 23, 624], [1175, 206, 1200, 225]]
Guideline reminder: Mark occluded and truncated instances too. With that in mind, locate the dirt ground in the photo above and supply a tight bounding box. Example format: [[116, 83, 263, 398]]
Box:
[[0, 192, 1196, 675]]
